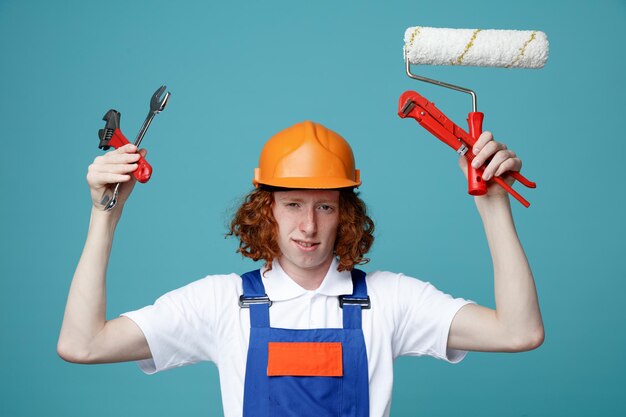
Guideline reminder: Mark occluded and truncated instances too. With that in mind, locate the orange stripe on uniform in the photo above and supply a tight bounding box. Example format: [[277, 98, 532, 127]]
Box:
[[267, 342, 343, 377]]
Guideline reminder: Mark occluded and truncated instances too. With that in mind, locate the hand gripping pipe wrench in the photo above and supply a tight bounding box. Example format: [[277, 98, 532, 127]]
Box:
[[97, 85, 170, 210]]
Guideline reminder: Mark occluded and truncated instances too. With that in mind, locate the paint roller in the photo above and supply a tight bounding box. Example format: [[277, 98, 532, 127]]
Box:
[[398, 26, 549, 207]]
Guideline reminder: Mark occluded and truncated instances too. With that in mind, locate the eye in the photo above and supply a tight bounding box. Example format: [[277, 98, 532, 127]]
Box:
[[317, 204, 335, 212], [286, 202, 300, 208]]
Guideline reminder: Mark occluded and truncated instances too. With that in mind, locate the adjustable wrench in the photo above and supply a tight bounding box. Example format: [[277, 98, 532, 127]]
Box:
[[97, 85, 170, 211]]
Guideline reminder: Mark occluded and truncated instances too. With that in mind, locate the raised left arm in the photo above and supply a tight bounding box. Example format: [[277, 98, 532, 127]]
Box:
[[447, 132, 544, 352]]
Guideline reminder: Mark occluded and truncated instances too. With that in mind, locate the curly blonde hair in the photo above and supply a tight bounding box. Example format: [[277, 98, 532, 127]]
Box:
[[228, 188, 374, 272]]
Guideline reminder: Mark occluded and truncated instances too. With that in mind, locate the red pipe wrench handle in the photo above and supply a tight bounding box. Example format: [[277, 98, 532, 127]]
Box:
[[509, 171, 537, 189], [108, 129, 152, 183], [466, 112, 488, 196]]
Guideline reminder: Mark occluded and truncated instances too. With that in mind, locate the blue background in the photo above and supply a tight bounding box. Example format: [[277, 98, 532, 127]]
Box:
[[1, 0, 624, 415]]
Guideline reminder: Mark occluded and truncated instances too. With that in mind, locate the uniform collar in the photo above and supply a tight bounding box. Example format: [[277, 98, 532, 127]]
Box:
[[261, 258, 353, 301]]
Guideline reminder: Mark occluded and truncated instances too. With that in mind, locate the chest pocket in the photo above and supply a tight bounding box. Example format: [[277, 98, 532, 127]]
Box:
[[267, 342, 343, 376]]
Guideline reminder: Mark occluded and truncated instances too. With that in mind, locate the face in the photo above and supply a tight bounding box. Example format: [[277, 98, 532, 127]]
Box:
[[272, 190, 340, 283]]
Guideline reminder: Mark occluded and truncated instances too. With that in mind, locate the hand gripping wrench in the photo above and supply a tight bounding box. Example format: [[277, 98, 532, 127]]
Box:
[[97, 85, 170, 210]]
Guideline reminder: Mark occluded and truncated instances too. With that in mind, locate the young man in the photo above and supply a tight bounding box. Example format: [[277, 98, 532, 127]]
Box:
[[58, 121, 543, 417]]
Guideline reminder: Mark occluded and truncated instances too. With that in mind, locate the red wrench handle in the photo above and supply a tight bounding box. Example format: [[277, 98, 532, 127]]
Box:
[[467, 112, 488, 196], [509, 171, 536, 188], [108, 129, 152, 183]]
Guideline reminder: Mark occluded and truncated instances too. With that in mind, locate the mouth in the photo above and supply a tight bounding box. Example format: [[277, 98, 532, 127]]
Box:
[[292, 239, 320, 251]]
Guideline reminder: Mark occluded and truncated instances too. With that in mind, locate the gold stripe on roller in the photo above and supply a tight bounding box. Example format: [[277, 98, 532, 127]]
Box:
[[452, 29, 482, 65], [507, 32, 537, 68], [406, 26, 422, 49]]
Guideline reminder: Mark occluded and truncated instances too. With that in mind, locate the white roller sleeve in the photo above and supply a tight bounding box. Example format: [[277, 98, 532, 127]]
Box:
[[404, 26, 549, 68]]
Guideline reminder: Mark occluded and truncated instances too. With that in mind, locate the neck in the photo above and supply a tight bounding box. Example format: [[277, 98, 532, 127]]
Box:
[[276, 257, 334, 290]]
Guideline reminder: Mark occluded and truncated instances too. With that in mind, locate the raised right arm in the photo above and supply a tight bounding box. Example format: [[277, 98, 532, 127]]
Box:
[[57, 144, 152, 364]]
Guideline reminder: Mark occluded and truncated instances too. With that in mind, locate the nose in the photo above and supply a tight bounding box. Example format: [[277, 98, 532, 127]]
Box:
[[299, 207, 317, 236]]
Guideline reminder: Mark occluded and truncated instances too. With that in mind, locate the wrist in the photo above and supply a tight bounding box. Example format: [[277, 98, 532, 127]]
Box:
[[90, 206, 123, 231], [474, 193, 512, 217], [474, 194, 518, 246]]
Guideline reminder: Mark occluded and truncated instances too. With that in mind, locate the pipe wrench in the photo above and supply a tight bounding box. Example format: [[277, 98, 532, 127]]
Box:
[[398, 90, 536, 207]]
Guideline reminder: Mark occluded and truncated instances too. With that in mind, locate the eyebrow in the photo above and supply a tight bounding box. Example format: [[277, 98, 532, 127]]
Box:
[[276, 196, 338, 205]]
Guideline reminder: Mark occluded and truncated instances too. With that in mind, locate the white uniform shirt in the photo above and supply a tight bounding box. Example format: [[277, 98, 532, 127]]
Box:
[[122, 259, 472, 417]]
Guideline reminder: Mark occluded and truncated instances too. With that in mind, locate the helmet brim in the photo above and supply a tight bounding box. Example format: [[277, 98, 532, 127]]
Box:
[[254, 177, 361, 189]]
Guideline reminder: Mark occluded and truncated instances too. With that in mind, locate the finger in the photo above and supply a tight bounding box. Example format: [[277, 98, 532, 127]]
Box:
[[96, 152, 141, 165], [87, 171, 132, 185], [138, 148, 148, 157], [93, 150, 139, 165], [472, 131, 494, 155], [87, 162, 138, 189], [483, 150, 520, 180], [90, 162, 139, 175], [109, 144, 138, 155], [482, 149, 513, 179], [472, 140, 506, 169], [494, 157, 522, 178], [90, 156, 139, 171]]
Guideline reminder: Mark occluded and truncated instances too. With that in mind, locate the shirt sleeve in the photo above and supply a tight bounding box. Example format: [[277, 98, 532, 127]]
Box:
[[391, 273, 474, 363], [121, 275, 228, 374]]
